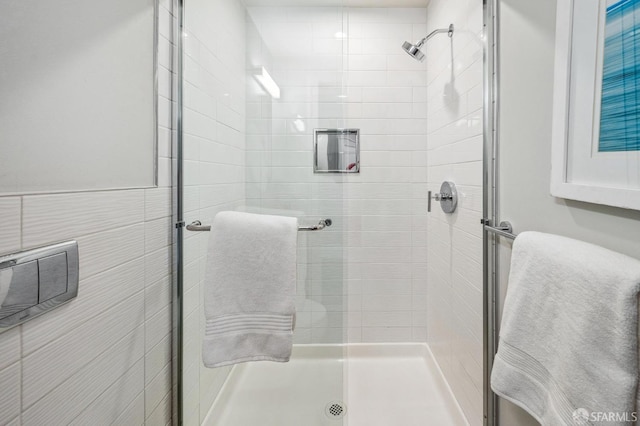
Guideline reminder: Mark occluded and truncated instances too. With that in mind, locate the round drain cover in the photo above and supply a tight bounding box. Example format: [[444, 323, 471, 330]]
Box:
[[325, 401, 346, 419]]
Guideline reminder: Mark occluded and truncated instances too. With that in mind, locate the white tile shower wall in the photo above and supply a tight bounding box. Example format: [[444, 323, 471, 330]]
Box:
[[346, 7, 429, 344], [425, 0, 484, 425], [181, 0, 247, 424], [0, 0, 175, 424], [245, 7, 429, 344]]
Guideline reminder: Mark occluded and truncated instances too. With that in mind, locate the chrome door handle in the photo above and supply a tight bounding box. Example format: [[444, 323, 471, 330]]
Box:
[[186, 220, 211, 231]]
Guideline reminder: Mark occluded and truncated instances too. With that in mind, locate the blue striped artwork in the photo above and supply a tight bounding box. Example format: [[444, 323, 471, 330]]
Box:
[[599, 0, 640, 152]]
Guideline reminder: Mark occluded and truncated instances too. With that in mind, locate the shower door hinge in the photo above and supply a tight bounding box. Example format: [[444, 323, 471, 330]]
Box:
[[175, 221, 185, 229]]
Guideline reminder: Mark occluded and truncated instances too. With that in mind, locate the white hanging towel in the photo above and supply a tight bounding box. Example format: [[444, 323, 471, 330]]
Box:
[[491, 232, 640, 425], [202, 211, 298, 368]]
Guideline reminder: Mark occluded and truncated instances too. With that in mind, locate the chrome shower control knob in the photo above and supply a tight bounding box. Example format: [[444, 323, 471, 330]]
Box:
[[427, 181, 458, 214], [430, 192, 453, 201]]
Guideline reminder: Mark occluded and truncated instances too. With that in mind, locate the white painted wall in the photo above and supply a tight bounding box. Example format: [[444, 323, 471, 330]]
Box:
[[181, 0, 247, 423], [425, 0, 484, 424], [498, 0, 640, 424], [0, 0, 175, 424], [0, 0, 157, 194]]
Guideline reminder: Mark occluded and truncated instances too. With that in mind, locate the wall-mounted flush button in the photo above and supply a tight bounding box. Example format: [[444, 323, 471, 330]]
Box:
[[38, 253, 68, 302], [0, 241, 78, 331], [0, 261, 39, 319]]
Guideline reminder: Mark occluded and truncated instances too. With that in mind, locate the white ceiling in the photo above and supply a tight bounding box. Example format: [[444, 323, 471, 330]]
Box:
[[243, 0, 429, 7]]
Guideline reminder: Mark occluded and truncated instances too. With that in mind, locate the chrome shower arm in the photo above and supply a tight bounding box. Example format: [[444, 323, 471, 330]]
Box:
[[416, 24, 455, 47], [402, 23, 454, 62]]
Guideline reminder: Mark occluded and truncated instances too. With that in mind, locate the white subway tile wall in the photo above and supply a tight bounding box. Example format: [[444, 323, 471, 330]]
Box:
[[0, 0, 175, 424], [425, 0, 484, 425], [346, 7, 429, 345], [245, 6, 430, 345], [181, 0, 247, 424]]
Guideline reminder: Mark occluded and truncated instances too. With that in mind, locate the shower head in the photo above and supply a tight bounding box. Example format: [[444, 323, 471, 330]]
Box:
[[402, 41, 426, 61], [402, 24, 454, 62]]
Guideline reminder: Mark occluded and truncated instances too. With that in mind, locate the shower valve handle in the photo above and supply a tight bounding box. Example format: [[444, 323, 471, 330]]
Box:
[[428, 191, 451, 211], [427, 182, 458, 214], [431, 192, 452, 201]]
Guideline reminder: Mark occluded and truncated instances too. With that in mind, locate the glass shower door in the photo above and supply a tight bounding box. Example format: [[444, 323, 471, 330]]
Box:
[[178, 0, 348, 424]]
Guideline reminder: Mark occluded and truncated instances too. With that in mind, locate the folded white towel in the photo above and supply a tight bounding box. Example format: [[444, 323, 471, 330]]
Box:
[[491, 232, 640, 425], [202, 211, 298, 368]]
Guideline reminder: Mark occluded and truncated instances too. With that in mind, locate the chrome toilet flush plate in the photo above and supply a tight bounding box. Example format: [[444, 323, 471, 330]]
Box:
[[428, 181, 458, 214], [0, 241, 79, 331]]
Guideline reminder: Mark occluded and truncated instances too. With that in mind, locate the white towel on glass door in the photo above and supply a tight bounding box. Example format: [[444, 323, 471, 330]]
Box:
[[202, 211, 298, 368], [491, 232, 640, 425]]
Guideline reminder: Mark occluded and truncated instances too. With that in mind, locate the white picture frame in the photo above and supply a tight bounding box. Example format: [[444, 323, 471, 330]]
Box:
[[551, 0, 640, 210]]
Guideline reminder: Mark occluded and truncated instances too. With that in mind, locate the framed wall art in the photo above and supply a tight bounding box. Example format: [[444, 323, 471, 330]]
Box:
[[551, 0, 640, 210]]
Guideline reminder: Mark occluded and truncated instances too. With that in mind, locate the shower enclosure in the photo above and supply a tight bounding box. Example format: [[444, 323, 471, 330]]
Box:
[[174, 0, 488, 424]]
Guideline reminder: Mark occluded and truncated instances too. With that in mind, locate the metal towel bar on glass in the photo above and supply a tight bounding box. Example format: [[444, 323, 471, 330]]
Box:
[[186, 218, 332, 232]]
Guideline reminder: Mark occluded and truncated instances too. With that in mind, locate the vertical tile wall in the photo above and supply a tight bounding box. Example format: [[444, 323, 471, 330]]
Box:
[[424, 0, 484, 424], [245, 6, 430, 345], [344, 7, 430, 344], [0, 0, 175, 424], [181, 0, 247, 424]]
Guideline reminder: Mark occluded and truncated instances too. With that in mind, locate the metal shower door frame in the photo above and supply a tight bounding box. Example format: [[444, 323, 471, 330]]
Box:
[[483, 0, 500, 425], [172, 0, 185, 424]]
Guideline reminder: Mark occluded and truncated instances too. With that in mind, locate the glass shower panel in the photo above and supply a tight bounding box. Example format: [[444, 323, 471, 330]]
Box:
[[245, 5, 348, 346], [180, 0, 250, 423], [180, 1, 348, 424]]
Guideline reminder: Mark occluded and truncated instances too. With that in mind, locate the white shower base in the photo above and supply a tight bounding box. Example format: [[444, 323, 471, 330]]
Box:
[[203, 343, 468, 426]]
